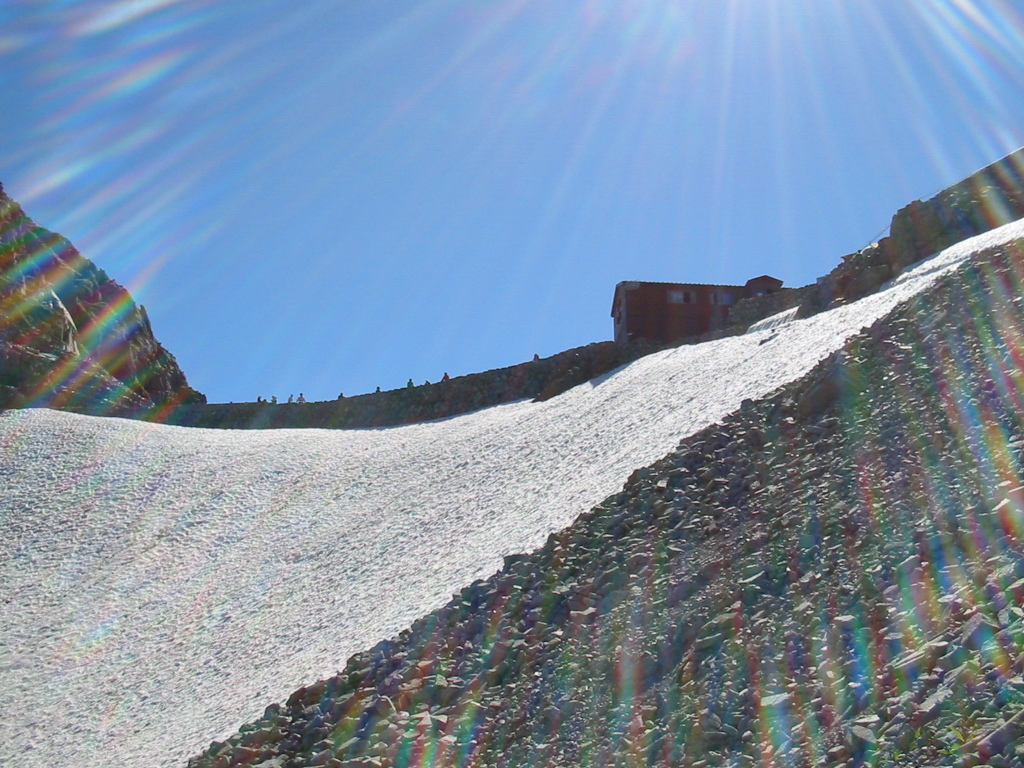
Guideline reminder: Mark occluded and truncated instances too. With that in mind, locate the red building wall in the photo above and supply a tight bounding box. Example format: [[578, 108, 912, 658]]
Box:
[[612, 277, 782, 344]]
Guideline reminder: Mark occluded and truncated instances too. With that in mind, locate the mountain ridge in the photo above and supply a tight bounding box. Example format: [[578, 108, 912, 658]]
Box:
[[3, 147, 1023, 428], [155, 146, 1024, 431], [0, 182, 204, 413]]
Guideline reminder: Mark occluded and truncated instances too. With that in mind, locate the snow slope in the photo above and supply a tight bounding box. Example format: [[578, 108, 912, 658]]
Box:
[[2, 219, 1022, 768]]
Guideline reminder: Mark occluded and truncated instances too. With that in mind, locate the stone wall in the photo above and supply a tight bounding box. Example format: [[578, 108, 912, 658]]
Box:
[[164, 339, 663, 430], [727, 285, 813, 331]]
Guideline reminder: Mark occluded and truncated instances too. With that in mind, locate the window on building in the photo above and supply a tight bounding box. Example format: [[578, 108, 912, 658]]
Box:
[[669, 290, 694, 304], [709, 291, 736, 306]]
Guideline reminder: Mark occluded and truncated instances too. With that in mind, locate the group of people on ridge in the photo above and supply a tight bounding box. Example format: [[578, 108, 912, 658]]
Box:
[[255, 372, 454, 405]]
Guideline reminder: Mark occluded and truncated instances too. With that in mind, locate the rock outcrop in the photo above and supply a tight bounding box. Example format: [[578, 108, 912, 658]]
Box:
[[0, 182, 204, 413], [718, 149, 1024, 336], [799, 148, 1024, 319]]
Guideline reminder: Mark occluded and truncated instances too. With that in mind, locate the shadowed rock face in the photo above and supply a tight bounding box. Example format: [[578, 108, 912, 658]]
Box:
[[187, 236, 1024, 768], [0, 182, 204, 414], [798, 149, 1024, 321]]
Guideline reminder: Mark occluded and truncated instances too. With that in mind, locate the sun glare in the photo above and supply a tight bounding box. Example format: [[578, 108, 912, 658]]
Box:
[[2, 0, 1024, 399]]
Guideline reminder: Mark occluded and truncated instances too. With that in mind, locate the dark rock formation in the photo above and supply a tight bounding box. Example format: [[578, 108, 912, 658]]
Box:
[[800, 148, 1024, 319], [186, 219, 1024, 766], [0, 182, 204, 414], [722, 150, 1024, 335], [163, 339, 661, 430]]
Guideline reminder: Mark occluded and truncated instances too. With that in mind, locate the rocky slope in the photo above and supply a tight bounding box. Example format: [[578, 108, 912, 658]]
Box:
[[0, 182, 204, 413], [186, 233, 1024, 767]]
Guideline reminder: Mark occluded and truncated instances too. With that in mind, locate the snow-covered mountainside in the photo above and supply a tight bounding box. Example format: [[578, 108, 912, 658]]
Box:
[[3, 220, 1022, 768]]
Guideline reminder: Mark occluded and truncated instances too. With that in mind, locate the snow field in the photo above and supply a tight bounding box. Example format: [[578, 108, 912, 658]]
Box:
[[1, 218, 1023, 768]]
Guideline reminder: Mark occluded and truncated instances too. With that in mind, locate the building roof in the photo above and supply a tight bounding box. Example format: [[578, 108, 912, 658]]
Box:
[[610, 277, 782, 316]]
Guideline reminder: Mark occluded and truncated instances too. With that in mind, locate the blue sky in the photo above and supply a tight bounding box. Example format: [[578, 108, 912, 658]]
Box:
[[2, 0, 1024, 403]]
